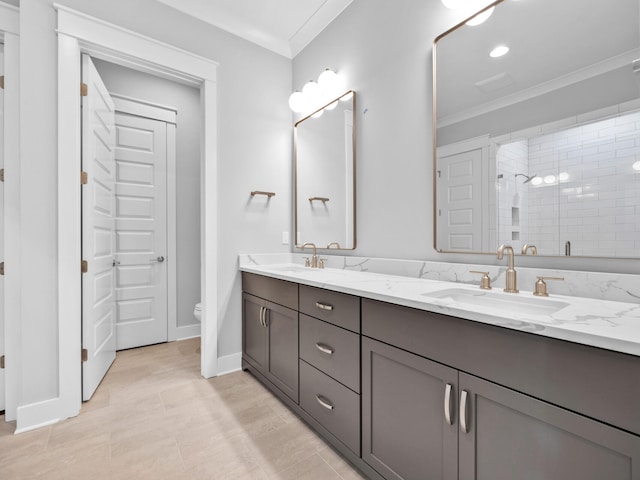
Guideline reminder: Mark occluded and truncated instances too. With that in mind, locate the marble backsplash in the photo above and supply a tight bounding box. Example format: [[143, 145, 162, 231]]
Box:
[[239, 253, 640, 304]]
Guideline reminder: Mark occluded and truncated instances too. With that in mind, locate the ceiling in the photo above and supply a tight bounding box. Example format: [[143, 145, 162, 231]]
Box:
[[155, 0, 353, 58]]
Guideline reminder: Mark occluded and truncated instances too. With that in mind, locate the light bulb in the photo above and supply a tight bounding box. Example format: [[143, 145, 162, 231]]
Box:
[[633, 161, 640, 171], [288, 91, 305, 113], [558, 172, 569, 182], [311, 109, 324, 119], [531, 177, 543, 186], [544, 175, 556, 184]]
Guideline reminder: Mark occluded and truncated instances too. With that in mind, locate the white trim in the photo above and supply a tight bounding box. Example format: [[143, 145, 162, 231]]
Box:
[[111, 93, 177, 124], [174, 323, 201, 341], [55, 4, 217, 86], [14, 398, 61, 434], [52, 7, 218, 432], [166, 123, 179, 342], [2, 29, 19, 423], [0, 2, 19, 36], [216, 352, 242, 376]]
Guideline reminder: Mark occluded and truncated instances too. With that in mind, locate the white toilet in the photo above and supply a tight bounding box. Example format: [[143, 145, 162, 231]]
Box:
[[193, 302, 202, 323]]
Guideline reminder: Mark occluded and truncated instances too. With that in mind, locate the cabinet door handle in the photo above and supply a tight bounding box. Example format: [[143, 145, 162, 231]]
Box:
[[316, 394, 334, 411], [262, 307, 269, 328], [460, 390, 469, 434], [315, 302, 334, 311], [259, 306, 266, 327], [315, 343, 334, 355], [444, 383, 454, 425]]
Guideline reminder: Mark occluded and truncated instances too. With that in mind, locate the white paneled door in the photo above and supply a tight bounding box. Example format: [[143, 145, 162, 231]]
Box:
[[114, 112, 168, 351], [437, 149, 483, 252], [81, 55, 117, 401]]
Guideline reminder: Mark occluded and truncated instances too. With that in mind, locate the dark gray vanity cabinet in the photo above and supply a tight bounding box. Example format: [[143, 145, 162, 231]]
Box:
[[242, 274, 299, 403], [362, 298, 640, 480], [362, 337, 458, 480], [458, 372, 640, 480]]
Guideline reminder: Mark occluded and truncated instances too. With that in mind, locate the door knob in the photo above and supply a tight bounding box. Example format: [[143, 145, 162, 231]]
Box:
[[150, 256, 165, 263]]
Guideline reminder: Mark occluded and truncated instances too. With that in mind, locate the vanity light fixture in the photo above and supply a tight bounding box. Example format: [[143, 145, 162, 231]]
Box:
[[288, 68, 346, 116], [441, 0, 495, 25], [489, 45, 509, 58], [530, 176, 543, 186]]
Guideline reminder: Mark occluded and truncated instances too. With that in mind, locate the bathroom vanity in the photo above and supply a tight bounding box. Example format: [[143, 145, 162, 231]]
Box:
[[241, 265, 640, 480]]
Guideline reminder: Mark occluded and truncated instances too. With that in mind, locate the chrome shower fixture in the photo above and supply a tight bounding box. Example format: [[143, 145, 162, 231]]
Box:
[[515, 173, 538, 184]]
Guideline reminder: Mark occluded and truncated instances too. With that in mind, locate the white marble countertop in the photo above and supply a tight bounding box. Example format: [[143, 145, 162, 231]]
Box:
[[240, 262, 640, 357]]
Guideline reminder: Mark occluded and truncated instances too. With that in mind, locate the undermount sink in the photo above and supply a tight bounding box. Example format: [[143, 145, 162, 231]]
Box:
[[422, 288, 569, 316], [268, 264, 316, 274]]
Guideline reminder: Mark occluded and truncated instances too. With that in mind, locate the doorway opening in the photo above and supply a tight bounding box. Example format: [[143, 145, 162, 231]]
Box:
[[81, 55, 202, 400]]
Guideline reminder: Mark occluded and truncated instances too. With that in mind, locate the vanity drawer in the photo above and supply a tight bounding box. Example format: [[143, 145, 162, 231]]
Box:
[[242, 272, 298, 310], [299, 285, 360, 332], [299, 360, 360, 455], [299, 314, 360, 393]]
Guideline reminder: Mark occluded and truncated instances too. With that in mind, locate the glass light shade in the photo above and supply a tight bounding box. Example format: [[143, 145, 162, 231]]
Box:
[[530, 177, 543, 186], [544, 175, 557, 184], [466, 6, 494, 25], [302, 80, 320, 97], [324, 100, 339, 110], [311, 109, 324, 119], [318, 69, 339, 91], [288, 91, 306, 113], [633, 161, 640, 171], [558, 172, 570, 182]]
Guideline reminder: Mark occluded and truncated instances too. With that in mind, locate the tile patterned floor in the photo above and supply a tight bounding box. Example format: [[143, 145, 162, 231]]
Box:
[[0, 338, 367, 479]]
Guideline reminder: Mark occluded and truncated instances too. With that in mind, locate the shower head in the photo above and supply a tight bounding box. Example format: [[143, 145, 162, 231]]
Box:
[[515, 173, 538, 184]]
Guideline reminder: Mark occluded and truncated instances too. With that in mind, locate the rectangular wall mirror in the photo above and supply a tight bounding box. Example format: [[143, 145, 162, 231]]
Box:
[[433, 0, 640, 258], [295, 90, 356, 250]]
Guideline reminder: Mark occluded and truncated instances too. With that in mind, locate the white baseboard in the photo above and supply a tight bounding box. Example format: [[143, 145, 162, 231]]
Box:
[[216, 352, 242, 376], [174, 323, 201, 341], [15, 397, 64, 434]]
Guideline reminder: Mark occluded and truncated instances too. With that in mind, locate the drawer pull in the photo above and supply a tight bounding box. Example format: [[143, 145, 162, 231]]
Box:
[[315, 302, 334, 311], [315, 343, 334, 355], [316, 394, 335, 411], [444, 383, 454, 425], [460, 390, 469, 434]]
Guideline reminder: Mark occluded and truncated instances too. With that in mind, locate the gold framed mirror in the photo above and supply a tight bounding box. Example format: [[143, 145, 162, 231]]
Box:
[[294, 90, 356, 250], [433, 0, 640, 258]]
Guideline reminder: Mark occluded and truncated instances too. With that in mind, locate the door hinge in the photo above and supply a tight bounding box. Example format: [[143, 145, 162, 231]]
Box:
[[81, 171, 88, 185], [0, 262, 4, 275], [0, 76, 4, 89], [81, 83, 88, 97], [81, 260, 88, 273], [0, 355, 5, 369], [81, 349, 88, 362], [0, 168, 4, 182]]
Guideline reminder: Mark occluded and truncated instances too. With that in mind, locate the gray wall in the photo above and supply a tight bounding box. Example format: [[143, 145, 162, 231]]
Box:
[[292, 0, 640, 275], [18, 0, 291, 406], [93, 59, 201, 330]]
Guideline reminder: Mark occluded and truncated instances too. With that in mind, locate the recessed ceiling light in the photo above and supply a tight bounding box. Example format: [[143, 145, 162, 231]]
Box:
[[489, 45, 510, 58]]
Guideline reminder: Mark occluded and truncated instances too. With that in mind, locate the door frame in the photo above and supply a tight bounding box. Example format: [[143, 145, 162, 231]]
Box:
[[0, 1, 20, 423], [53, 6, 217, 426]]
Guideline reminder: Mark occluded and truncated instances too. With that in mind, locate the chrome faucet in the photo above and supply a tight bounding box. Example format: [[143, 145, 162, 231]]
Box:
[[521, 243, 537, 255], [301, 242, 318, 268], [497, 244, 519, 293]]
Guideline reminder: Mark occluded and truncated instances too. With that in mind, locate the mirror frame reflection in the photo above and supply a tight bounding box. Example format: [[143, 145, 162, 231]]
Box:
[[294, 90, 357, 251], [432, 0, 640, 259]]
